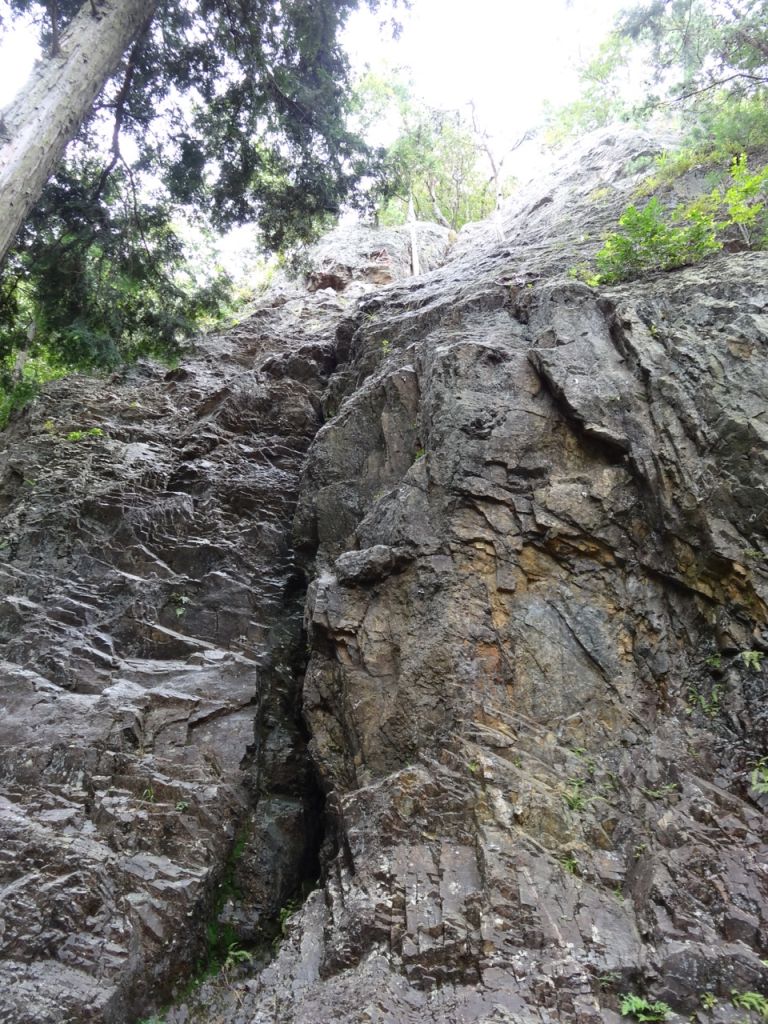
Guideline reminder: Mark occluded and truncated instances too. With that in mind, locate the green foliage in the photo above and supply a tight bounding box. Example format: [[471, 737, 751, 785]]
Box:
[[278, 898, 301, 932], [383, 109, 499, 229], [65, 427, 104, 441], [170, 593, 191, 618], [701, 992, 718, 1011], [548, 0, 768, 162], [354, 70, 513, 230], [204, 918, 240, 970], [687, 681, 723, 718], [580, 154, 768, 284], [223, 942, 253, 974], [731, 991, 768, 1019], [2, 0, 403, 374], [640, 783, 679, 800], [619, 0, 768, 110], [0, 158, 234, 373], [724, 154, 768, 245], [591, 196, 720, 284], [563, 778, 588, 811], [0, 353, 68, 428], [619, 993, 672, 1021], [544, 33, 636, 146], [598, 971, 622, 990], [688, 91, 768, 158], [743, 548, 767, 562], [561, 855, 579, 875], [741, 650, 764, 671], [750, 758, 768, 796]]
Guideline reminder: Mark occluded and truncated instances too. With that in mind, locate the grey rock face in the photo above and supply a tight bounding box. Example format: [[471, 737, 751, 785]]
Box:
[[304, 223, 453, 292], [0, 289, 345, 1022], [2, 132, 767, 1024]]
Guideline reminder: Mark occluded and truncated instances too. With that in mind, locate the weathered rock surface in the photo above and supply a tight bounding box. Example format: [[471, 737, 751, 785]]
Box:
[[1, 132, 767, 1024], [0, 281, 353, 1021]]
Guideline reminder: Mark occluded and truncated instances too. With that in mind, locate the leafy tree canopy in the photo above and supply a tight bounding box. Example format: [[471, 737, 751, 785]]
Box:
[[353, 69, 518, 231], [0, 0, 403, 378], [545, 0, 768, 154], [543, 33, 637, 147]]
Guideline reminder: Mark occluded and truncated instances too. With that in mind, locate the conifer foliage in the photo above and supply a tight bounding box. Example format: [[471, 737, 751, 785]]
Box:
[[0, 0, 400, 373]]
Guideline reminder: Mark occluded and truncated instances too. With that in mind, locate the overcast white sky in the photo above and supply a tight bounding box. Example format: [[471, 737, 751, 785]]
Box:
[[343, 0, 627, 146]]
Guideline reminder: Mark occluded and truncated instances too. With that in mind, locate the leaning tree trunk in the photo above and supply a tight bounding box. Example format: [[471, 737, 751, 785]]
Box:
[[0, 0, 158, 269]]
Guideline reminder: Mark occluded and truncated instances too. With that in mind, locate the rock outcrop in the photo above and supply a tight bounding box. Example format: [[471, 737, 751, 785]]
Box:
[[0, 128, 766, 1024]]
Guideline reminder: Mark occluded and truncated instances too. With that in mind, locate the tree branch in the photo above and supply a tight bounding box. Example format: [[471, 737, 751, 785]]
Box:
[[48, 0, 60, 56], [92, 29, 147, 201], [671, 69, 768, 102]]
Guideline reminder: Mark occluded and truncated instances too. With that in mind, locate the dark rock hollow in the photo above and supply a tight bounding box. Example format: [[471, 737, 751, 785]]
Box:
[[0, 128, 766, 1024]]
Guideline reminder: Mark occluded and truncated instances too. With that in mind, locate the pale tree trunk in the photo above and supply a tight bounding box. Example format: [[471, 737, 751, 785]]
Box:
[[468, 100, 532, 243], [425, 178, 450, 229], [0, 0, 158, 269]]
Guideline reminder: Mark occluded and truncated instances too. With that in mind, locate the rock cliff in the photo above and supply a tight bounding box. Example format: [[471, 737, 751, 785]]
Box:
[[0, 127, 766, 1024]]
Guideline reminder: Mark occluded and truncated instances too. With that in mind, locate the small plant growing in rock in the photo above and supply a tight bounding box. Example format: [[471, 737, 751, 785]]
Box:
[[575, 154, 768, 285], [65, 426, 104, 441], [750, 758, 768, 796], [590, 196, 720, 284], [597, 971, 621, 990], [561, 855, 579, 875], [724, 154, 768, 247], [743, 548, 767, 562], [687, 682, 723, 718], [741, 650, 764, 671], [223, 942, 252, 975], [640, 783, 678, 800], [381, 338, 391, 356], [731, 990, 768, 1019], [563, 777, 588, 811], [619, 993, 672, 1021], [170, 593, 190, 618], [272, 897, 302, 949], [701, 992, 718, 1011]]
